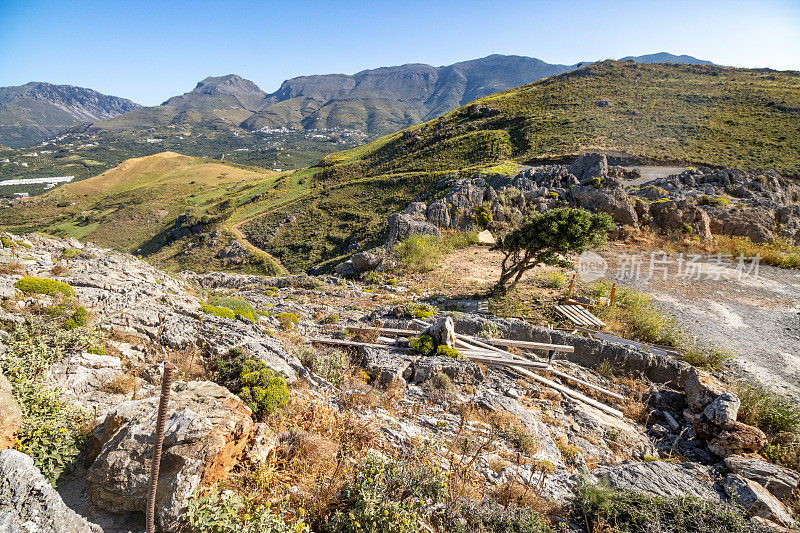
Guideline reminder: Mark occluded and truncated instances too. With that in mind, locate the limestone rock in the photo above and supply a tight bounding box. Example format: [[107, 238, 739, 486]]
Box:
[[0, 449, 101, 533], [649, 199, 712, 241], [425, 316, 456, 348], [359, 346, 417, 385], [385, 213, 440, 248], [707, 421, 767, 457], [404, 202, 428, 220], [0, 372, 22, 450], [351, 251, 382, 273], [244, 423, 279, 466], [594, 460, 723, 502], [568, 153, 608, 181], [477, 229, 495, 245], [703, 391, 740, 427], [723, 474, 795, 527], [684, 367, 727, 412], [426, 199, 451, 228], [725, 455, 800, 501], [412, 356, 483, 386], [570, 183, 638, 227], [86, 381, 254, 531]]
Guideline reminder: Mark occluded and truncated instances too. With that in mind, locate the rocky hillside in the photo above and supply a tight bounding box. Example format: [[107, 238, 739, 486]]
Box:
[[0, 232, 796, 532], [0, 82, 141, 148]]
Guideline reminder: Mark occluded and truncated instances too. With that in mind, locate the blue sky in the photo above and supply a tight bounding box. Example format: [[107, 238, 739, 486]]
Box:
[[1, 0, 798, 106]]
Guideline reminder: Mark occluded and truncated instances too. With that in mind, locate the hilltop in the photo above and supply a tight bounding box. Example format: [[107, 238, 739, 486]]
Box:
[[0, 82, 140, 148]]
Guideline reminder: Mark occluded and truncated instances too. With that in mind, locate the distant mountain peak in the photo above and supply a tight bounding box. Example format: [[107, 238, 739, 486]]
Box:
[[620, 52, 714, 65]]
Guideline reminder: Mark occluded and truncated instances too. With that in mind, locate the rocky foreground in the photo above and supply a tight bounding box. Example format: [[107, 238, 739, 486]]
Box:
[[0, 233, 797, 532]]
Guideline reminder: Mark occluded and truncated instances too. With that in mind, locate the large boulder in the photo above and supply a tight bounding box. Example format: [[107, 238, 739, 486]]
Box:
[[385, 213, 440, 248], [0, 449, 101, 532], [568, 153, 608, 181], [707, 421, 767, 457], [359, 346, 417, 385], [426, 199, 451, 228], [722, 474, 795, 528], [594, 460, 722, 502], [0, 372, 22, 450], [86, 381, 255, 531], [724, 455, 800, 501], [412, 356, 483, 386], [649, 199, 712, 240], [570, 183, 638, 227], [703, 392, 741, 427], [684, 367, 727, 412]]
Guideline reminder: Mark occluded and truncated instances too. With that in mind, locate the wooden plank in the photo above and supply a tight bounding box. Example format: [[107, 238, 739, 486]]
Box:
[[574, 306, 605, 327], [555, 305, 588, 326], [310, 337, 410, 352]]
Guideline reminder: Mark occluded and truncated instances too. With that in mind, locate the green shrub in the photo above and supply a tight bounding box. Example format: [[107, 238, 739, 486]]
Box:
[[591, 177, 603, 189], [275, 312, 299, 330], [735, 382, 800, 437], [239, 359, 289, 419], [325, 453, 448, 533], [474, 205, 493, 228], [63, 306, 89, 330], [293, 345, 350, 386], [590, 282, 681, 346], [409, 334, 436, 355], [200, 303, 236, 320], [207, 296, 258, 322], [214, 355, 289, 420], [15, 277, 75, 298], [393, 232, 479, 273], [187, 489, 308, 533], [697, 195, 730, 207], [572, 477, 758, 533], [401, 302, 437, 319], [431, 501, 554, 533], [435, 345, 461, 359], [681, 345, 729, 372], [60, 248, 81, 261], [322, 314, 340, 325], [1, 322, 99, 483], [1, 235, 17, 249]]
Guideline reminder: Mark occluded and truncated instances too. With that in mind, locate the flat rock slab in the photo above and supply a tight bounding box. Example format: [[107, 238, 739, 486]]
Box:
[[594, 460, 723, 502], [725, 455, 800, 501]]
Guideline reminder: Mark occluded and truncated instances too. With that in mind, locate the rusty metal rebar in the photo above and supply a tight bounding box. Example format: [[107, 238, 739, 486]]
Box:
[[145, 361, 174, 533]]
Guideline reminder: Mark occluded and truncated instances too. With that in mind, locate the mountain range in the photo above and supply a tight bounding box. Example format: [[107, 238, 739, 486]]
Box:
[[0, 83, 141, 148], [0, 52, 713, 148]]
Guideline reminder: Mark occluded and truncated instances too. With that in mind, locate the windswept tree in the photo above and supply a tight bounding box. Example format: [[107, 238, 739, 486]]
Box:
[[492, 207, 613, 295]]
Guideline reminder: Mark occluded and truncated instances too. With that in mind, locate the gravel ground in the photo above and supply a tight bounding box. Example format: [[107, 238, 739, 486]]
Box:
[[600, 250, 800, 400]]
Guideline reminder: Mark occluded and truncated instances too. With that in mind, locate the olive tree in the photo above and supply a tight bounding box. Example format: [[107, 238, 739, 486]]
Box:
[[492, 207, 613, 295]]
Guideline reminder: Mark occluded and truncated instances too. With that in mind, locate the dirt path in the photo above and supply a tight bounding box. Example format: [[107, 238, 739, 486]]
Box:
[[598, 248, 800, 400], [227, 196, 310, 274]]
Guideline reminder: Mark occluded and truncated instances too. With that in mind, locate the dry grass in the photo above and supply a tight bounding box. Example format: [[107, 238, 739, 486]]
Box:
[[100, 372, 140, 395], [165, 346, 207, 379], [49, 263, 70, 277], [0, 261, 25, 275]]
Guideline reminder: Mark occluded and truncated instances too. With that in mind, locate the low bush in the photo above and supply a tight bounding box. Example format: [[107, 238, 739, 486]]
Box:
[[275, 312, 300, 330], [62, 306, 89, 330], [435, 345, 461, 359], [697, 195, 730, 207], [1, 322, 99, 483], [409, 334, 436, 355], [186, 489, 308, 533], [572, 477, 763, 532], [200, 302, 236, 320], [1, 235, 17, 248], [474, 205, 493, 228], [401, 302, 437, 319], [325, 453, 448, 533], [535, 270, 567, 289], [431, 501, 554, 533], [735, 381, 800, 470], [207, 295, 258, 322], [15, 276, 75, 298], [214, 355, 289, 420], [708, 235, 800, 269], [294, 345, 350, 386], [590, 282, 681, 346]]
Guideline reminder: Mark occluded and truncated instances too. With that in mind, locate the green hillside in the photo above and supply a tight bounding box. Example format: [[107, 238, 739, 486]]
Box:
[[4, 61, 798, 275]]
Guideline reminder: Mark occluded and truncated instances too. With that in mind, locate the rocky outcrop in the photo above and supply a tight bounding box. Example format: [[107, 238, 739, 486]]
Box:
[[648, 199, 712, 240], [725, 455, 800, 502], [359, 346, 417, 384], [86, 381, 254, 531], [385, 213, 440, 248], [412, 356, 483, 386], [570, 181, 639, 227], [0, 372, 22, 450], [684, 368, 727, 412], [723, 474, 795, 527], [707, 422, 767, 457], [0, 449, 101, 533], [594, 460, 722, 502]]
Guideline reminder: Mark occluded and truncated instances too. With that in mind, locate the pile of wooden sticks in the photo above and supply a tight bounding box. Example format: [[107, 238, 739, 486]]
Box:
[[310, 319, 624, 418]]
